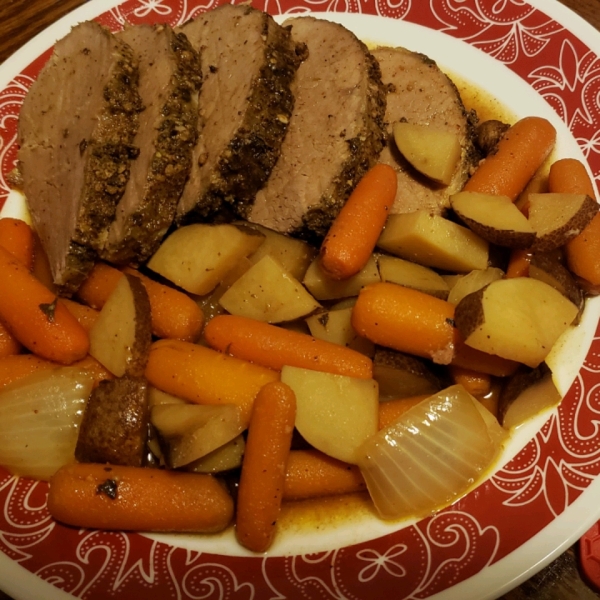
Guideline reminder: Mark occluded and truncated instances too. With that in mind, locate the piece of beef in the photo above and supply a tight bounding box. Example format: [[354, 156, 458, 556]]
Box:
[[18, 21, 142, 293], [373, 46, 480, 215], [175, 4, 302, 223], [100, 24, 202, 265], [247, 16, 387, 239]]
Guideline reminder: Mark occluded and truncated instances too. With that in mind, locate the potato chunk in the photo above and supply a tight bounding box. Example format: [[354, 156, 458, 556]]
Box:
[[219, 255, 320, 323], [454, 277, 579, 367], [147, 223, 264, 295], [377, 210, 489, 272], [89, 273, 151, 378], [528, 193, 599, 252], [393, 122, 461, 185], [378, 254, 450, 299], [450, 191, 536, 248], [281, 365, 378, 464]]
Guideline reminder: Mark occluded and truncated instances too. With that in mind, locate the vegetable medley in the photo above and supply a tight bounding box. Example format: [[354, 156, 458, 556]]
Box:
[[0, 111, 599, 553]]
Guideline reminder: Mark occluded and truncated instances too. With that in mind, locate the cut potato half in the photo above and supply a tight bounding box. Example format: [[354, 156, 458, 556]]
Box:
[[89, 273, 152, 378], [147, 223, 264, 295], [377, 211, 489, 272], [393, 122, 461, 185], [151, 403, 245, 469], [281, 365, 378, 465], [378, 254, 449, 299], [447, 267, 504, 306], [450, 191, 536, 248], [303, 254, 380, 300], [454, 277, 579, 367], [528, 193, 599, 252], [219, 254, 320, 323]]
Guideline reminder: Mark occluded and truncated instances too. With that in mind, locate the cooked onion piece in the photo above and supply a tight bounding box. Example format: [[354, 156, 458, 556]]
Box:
[[356, 385, 506, 520], [0, 367, 94, 480]]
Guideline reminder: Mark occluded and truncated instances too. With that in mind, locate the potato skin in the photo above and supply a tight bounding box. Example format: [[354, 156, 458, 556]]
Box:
[[127, 273, 152, 378], [75, 376, 149, 466], [453, 286, 486, 340]]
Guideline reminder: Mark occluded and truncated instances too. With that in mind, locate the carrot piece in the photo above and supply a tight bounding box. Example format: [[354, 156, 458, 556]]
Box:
[[448, 364, 492, 398], [378, 395, 431, 430], [48, 463, 234, 533], [283, 449, 366, 501], [123, 267, 204, 342], [145, 338, 279, 425], [204, 314, 373, 379], [77, 263, 204, 342], [236, 381, 296, 552], [0, 246, 89, 364], [548, 158, 600, 286], [0, 218, 34, 270], [505, 249, 532, 278], [0, 354, 112, 391], [351, 282, 455, 364], [0, 319, 22, 358], [76, 262, 123, 308], [463, 116, 556, 201], [61, 298, 100, 333], [451, 335, 520, 377], [320, 163, 397, 280]]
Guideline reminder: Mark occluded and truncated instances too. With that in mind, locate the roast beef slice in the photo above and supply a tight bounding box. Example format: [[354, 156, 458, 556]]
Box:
[[100, 24, 202, 265], [176, 4, 302, 223], [18, 20, 142, 293], [373, 46, 480, 215], [247, 16, 387, 239]]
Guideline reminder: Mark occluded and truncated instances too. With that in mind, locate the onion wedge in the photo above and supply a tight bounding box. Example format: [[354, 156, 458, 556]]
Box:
[[356, 385, 506, 520], [0, 367, 94, 480]]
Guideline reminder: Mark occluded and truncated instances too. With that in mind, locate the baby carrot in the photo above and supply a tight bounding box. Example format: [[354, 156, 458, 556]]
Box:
[[204, 314, 373, 379], [548, 158, 600, 286], [448, 364, 492, 398], [0, 320, 21, 358], [145, 338, 279, 425], [61, 298, 100, 333], [378, 395, 430, 430], [76, 262, 122, 308], [283, 449, 366, 501], [236, 381, 296, 552], [0, 354, 112, 390], [451, 335, 520, 377], [0, 217, 34, 270], [505, 249, 532, 278], [0, 245, 89, 364], [123, 267, 204, 341], [77, 263, 204, 341], [351, 282, 455, 364], [48, 463, 234, 533], [320, 163, 397, 280], [463, 116, 556, 201]]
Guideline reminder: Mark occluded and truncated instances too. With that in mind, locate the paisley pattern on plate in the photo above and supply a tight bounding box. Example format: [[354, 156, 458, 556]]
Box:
[[1, 0, 600, 598]]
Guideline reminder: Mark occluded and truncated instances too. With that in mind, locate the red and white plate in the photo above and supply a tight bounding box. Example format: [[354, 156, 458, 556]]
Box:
[[1, 1, 600, 598]]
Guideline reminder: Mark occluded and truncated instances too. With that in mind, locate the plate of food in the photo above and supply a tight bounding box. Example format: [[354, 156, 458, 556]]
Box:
[[0, 0, 599, 599]]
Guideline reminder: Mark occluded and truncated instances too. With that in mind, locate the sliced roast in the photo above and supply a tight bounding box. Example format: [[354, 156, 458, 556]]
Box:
[[175, 4, 302, 223], [18, 21, 142, 293], [373, 46, 480, 215], [247, 16, 387, 239], [100, 24, 202, 265]]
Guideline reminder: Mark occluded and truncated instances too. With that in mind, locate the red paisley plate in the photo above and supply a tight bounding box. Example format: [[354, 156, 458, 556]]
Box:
[[1, 1, 600, 598]]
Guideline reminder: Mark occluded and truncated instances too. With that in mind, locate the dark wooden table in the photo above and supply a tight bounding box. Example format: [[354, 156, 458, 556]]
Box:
[[0, 0, 599, 599]]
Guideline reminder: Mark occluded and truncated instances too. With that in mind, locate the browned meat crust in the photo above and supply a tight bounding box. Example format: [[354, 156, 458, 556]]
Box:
[[175, 4, 303, 224], [373, 46, 480, 216], [18, 21, 143, 293], [100, 24, 202, 265], [247, 16, 387, 240]]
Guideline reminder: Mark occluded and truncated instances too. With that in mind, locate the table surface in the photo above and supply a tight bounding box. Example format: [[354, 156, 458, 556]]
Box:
[[0, 1, 599, 599]]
